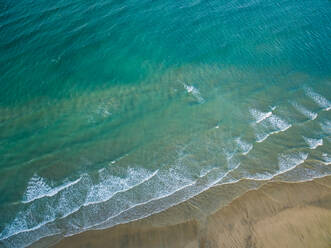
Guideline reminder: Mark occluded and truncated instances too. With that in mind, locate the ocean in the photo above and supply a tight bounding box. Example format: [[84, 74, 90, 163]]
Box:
[[0, 0, 330, 247]]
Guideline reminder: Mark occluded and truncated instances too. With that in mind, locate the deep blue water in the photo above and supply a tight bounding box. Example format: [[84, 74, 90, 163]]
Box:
[[0, 0, 331, 247]]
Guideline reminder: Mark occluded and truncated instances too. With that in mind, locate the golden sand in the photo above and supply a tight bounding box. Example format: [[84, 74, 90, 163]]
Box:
[[50, 176, 331, 248]]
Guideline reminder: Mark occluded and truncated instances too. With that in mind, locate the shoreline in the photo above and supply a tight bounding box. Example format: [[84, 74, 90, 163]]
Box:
[[45, 175, 331, 248]]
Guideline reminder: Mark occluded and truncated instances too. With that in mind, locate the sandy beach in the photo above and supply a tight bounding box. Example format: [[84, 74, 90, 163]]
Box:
[[2, 0, 331, 247], [48, 175, 331, 248]]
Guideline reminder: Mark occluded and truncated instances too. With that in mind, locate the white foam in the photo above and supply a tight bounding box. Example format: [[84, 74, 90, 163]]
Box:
[[243, 172, 274, 181], [184, 85, 194, 93], [0, 163, 192, 244], [303, 136, 323, 149], [320, 120, 331, 134], [304, 87, 331, 111], [0, 205, 58, 241], [268, 115, 292, 131], [199, 167, 217, 177], [235, 138, 253, 155], [1, 143, 319, 247], [215, 162, 241, 184], [3, 174, 90, 241], [83, 163, 283, 241], [256, 135, 267, 143], [222, 147, 240, 170], [241, 154, 324, 182], [278, 152, 308, 174], [243, 154, 315, 181], [88, 164, 241, 232], [110, 153, 129, 165], [291, 102, 318, 120], [183, 83, 204, 103], [322, 153, 331, 165], [59, 167, 192, 237], [80, 181, 197, 232], [84, 168, 158, 206], [250, 108, 272, 123], [4, 168, 158, 243], [22, 174, 82, 204], [255, 115, 292, 143], [224, 148, 235, 161], [96, 104, 112, 117], [1, 224, 61, 248], [0, 213, 28, 240]]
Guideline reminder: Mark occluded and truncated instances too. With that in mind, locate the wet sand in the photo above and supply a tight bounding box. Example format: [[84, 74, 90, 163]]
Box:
[[49, 176, 331, 248]]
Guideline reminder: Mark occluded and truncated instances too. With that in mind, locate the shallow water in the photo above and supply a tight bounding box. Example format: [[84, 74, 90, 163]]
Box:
[[0, 0, 331, 247]]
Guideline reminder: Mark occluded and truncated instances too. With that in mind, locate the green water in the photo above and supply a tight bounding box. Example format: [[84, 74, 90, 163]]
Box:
[[0, 0, 331, 247]]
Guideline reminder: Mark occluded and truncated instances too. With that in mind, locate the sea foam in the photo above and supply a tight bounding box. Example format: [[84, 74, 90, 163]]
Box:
[[183, 83, 205, 103], [1, 167, 159, 244], [249, 108, 272, 123], [278, 152, 308, 174], [255, 115, 292, 143], [291, 102, 318, 120], [22, 174, 82, 204], [322, 153, 331, 165], [235, 137, 253, 155], [84, 168, 158, 206], [304, 87, 331, 111], [303, 136, 323, 149], [320, 120, 331, 134]]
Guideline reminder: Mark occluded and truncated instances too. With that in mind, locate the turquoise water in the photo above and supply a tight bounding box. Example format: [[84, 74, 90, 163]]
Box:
[[0, 0, 331, 247]]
